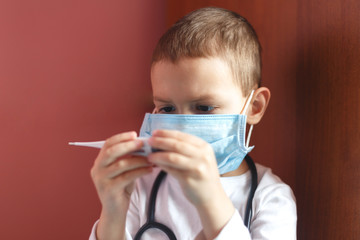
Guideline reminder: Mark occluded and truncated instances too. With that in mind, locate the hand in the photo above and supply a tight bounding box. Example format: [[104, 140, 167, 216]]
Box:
[[91, 131, 153, 214], [147, 129, 235, 239], [147, 129, 220, 205], [91, 131, 153, 240]]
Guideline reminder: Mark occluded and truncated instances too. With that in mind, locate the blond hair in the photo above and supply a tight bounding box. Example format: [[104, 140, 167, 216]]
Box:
[[151, 7, 262, 96]]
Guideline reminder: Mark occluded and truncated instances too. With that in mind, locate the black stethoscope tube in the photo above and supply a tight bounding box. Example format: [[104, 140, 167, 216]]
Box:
[[244, 154, 258, 229], [134, 154, 258, 240], [134, 171, 176, 240]]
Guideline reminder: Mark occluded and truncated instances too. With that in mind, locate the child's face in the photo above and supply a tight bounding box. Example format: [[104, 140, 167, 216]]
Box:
[[151, 57, 248, 115]]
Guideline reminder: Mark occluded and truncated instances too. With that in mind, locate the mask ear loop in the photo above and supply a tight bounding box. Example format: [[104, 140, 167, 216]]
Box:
[[242, 90, 254, 148], [246, 125, 254, 148]]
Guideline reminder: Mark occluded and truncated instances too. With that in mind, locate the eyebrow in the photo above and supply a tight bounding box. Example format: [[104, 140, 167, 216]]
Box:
[[153, 94, 218, 103], [153, 96, 171, 103]]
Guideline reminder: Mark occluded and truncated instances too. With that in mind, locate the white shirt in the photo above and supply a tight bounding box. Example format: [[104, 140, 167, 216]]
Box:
[[89, 164, 297, 239]]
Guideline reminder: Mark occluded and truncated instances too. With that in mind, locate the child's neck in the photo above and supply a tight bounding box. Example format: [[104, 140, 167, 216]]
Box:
[[220, 161, 249, 177]]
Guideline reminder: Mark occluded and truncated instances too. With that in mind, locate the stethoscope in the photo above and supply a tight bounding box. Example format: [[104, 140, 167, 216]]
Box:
[[134, 154, 258, 240]]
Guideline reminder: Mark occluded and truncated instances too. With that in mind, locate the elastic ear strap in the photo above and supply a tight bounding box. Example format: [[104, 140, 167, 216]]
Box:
[[243, 90, 255, 114], [244, 90, 255, 147], [246, 124, 254, 147]]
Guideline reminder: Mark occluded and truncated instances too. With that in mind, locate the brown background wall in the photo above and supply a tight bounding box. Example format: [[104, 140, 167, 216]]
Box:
[[167, 0, 360, 239], [0, 0, 165, 239]]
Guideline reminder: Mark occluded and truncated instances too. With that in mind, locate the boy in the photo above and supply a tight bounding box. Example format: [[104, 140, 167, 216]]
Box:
[[89, 7, 296, 240]]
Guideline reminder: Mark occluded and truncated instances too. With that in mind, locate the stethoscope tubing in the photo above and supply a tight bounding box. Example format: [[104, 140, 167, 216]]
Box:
[[244, 154, 258, 229], [134, 171, 177, 240]]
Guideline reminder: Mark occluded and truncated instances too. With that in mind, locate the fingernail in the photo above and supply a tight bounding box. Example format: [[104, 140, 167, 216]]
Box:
[[131, 131, 138, 137], [134, 139, 143, 146]]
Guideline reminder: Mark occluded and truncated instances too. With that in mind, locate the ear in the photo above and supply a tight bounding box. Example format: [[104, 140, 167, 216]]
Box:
[[246, 87, 271, 125]]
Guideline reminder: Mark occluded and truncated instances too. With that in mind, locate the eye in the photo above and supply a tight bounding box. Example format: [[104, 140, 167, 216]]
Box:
[[196, 105, 215, 112], [159, 106, 175, 113]]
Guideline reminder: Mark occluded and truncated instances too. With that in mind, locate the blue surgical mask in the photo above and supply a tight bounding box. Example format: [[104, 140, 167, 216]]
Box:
[[139, 91, 255, 174]]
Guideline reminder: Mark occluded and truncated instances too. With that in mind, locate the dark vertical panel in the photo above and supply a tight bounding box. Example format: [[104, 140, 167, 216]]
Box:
[[296, 0, 360, 239]]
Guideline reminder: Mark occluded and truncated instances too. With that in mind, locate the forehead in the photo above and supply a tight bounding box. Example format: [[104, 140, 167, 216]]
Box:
[[151, 57, 242, 95], [151, 57, 230, 76]]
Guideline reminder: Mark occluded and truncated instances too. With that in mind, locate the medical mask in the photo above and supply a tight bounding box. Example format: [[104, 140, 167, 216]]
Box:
[[139, 91, 255, 174]]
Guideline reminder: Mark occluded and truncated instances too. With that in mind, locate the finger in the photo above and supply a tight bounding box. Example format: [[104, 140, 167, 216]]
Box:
[[101, 139, 144, 166], [103, 131, 137, 148], [110, 166, 153, 189], [148, 151, 191, 170], [148, 136, 198, 157], [153, 164, 184, 181], [151, 129, 206, 147], [106, 157, 152, 179]]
